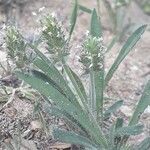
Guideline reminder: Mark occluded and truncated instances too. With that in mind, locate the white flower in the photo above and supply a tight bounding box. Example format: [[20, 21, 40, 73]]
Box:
[[51, 12, 57, 18], [85, 30, 89, 36], [2, 24, 6, 30], [76, 45, 82, 49], [32, 12, 37, 16], [39, 6, 45, 12]]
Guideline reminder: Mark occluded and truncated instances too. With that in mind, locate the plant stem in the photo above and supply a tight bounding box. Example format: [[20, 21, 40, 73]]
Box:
[[89, 68, 96, 116]]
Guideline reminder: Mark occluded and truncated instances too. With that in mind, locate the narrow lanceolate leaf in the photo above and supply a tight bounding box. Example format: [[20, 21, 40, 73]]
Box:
[[95, 69, 104, 119], [69, 0, 78, 39], [67, 66, 87, 100], [105, 25, 147, 85], [115, 124, 143, 136], [78, 5, 92, 14], [53, 128, 98, 149], [63, 64, 87, 110], [16, 72, 108, 148], [104, 100, 123, 119], [44, 104, 88, 136], [16, 71, 78, 115], [129, 80, 150, 125], [90, 8, 102, 37], [33, 58, 80, 108], [89, 9, 103, 119], [89, 67, 104, 120], [137, 137, 150, 150], [115, 118, 124, 129]]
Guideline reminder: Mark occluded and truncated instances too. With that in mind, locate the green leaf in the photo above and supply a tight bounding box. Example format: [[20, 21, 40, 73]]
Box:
[[105, 25, 147, 85], [33, 58, 80, 108], [78, 5, 92, 14], [95, 69, 104, 119], [53, 128, 98, 149], [16, 71, 108, 148], [27, 44, 107, 147], [115, 124, 143, 136], [115, 118, 124, 129], [44, 104, 88, 136], [89, 9, 104, 118], [129, 80, 150, 125], [137, 137, 150, 150], [69, 0, 78, 39], [63, 64, 87, 110], [67, 66, 87, 101], [90, 8, 102, 37], [89, 67, 104, 120], [104, 100, 123, 118], [16, 71, 78, 114]]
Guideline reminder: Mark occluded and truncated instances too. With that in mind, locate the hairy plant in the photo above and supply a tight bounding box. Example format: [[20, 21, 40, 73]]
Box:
[[78, 0, 139, 52], [0, 26, 39, 111], [5, 1, 150, 150]]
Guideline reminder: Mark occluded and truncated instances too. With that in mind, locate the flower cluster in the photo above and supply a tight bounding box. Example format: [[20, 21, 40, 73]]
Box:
[[41, 15, 69, 63], [80, 35, 106, 73], [6, 27, 28, 68]]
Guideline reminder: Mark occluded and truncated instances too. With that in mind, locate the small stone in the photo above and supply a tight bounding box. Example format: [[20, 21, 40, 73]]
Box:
[[120, 105, 133, 117], [144, 105, 150, 114], [4, 107, 17, 118], [30, 120, 42, 130]]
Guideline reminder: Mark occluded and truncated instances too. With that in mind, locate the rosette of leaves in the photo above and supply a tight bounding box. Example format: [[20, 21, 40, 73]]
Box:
[[6, 27, 28, 69], [13, 2, 150, 150], [41, 16, 69, 64]]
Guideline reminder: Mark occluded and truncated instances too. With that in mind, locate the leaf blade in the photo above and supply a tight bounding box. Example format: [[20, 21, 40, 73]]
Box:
[[129, 80, 150, 125], [53, 128, 98, 149], [69, 0, 78, 39], [137, 137, 150, 150], [105, 25, 147, 85], [90, 8, 102, 37]]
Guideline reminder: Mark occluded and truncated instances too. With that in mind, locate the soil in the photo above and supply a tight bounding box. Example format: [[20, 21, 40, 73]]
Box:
[[0, 0, 150, 149]]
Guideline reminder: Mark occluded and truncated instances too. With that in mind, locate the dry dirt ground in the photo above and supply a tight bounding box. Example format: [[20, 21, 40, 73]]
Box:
[[0, 0, 150, 149]]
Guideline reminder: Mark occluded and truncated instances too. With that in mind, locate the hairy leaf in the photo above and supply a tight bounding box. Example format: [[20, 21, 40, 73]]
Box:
[[115, 124, 143, 136], [90, 9, 102, 37], [33, 58, 80, 108], [105, 25, 147, 85], [78, 5, 92, 14], [67, 66, 87, 100], [53, 128, 98, 149], [16, 71, 108, 148], [137, 137, 150, 150], [104, 100, 123, 118], [69, 0, 78, 39], [129, 80, 150, 125]]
